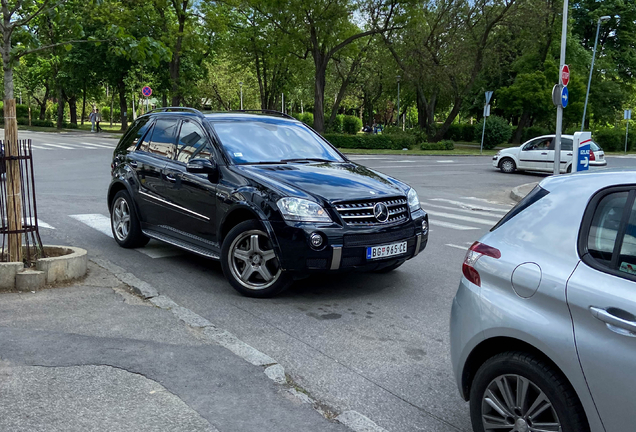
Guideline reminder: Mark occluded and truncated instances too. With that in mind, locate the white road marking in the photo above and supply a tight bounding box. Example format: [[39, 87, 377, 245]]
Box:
[[462, 196, 514, 206], [31, 145, 53, 150], [436, 160, 455, 163], [425, 203, 503, 219], [70, 213, 113, 237], [446, 244, 468, 250], [40, 143, 75, 150], [428, 198, 509, 214], [26, 218, 55, 229], [427, 210, 496, 226], [429, 220, 479, 230], [80, 142, 116, 149]]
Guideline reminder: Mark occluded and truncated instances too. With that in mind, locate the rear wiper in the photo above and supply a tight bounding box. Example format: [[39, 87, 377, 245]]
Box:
[[280, 158, 335, 163]]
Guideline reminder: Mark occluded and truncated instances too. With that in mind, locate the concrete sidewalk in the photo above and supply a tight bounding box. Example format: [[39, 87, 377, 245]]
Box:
[[0, 261, 346, 432], [510, 182, 538, 202]]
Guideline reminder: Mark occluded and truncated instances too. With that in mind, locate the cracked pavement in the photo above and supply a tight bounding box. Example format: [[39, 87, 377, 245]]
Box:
[[0, 262, 345, 432]]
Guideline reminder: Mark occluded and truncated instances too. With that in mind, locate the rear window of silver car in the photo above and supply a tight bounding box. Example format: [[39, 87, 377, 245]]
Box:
[[491, 186, 550, 231]]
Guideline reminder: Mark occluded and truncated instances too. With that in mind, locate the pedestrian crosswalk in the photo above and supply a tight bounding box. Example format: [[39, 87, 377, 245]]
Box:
[[423, 198, 511, 232], [31, 142, 116, 151]]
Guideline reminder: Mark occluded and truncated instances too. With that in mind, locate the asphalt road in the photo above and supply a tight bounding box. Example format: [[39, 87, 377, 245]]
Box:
[[9, 129, 636, 432]]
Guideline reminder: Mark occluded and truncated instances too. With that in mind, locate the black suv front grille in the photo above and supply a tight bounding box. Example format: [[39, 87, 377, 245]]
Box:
[[333, 197, 409, 226]]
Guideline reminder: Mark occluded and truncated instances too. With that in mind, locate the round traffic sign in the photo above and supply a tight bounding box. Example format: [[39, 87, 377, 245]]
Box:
[[561, 65, 570, 87], [561, 86, 569, 108], [142, 86, 152, 97]]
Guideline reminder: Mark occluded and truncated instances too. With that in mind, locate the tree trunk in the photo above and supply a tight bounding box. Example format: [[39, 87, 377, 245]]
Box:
[[2, 41, 22, 262], [69, 95, 77, 125], [56, 87, 66, 129], [169, 11, 186, 107], [38, 84, 49, 120], [431, 96, 463, 142], [313, 58, 327, 133], [118, 79, 128, 132], [81, 85, 86, 125], [513, 110, 531, 144]]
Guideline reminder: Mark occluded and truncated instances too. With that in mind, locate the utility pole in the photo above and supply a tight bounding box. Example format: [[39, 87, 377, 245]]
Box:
[[396, 76, 401, 127], [240, 83, 244, 110], [553, 0, 569, 175], [626, 109, 632, 153], [581, 15, 612, 131], [281, 93, 284, 114]]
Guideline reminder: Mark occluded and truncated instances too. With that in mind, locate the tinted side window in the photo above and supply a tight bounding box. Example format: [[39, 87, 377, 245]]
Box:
[[176, 120, 212, 163], [116, 117, 151, 153], [148, 118, 178, 159], [587, 192, 629, 266], [561, 138, 573, 151], [618, 202, 636, 276]]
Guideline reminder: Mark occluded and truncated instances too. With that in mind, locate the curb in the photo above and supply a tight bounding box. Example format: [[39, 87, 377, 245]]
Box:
[[90, 256, 386, 432], [510, 182, 538, 202]]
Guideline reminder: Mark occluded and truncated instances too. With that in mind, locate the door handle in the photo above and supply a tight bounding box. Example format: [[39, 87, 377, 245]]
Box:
[[590, 307, 636, 335], [165, 174, 177, 183], [129, 160, 138, 168], [541, 152, 548, 155], [567, 153, 572, 156]]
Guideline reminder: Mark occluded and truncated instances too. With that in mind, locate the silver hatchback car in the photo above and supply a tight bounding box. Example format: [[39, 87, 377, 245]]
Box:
[[451, 170, 636, 432]]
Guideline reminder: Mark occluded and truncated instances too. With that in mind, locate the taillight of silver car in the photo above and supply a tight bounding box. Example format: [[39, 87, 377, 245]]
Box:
[[462, 241, 501, 287]]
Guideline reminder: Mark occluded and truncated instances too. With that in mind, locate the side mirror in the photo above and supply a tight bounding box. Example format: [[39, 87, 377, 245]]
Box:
[[186, 158, 217, 174]]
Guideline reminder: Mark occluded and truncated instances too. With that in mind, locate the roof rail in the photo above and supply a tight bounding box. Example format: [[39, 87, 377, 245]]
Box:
[[148, 107, 204, 116], [230, 109, 296, 120]]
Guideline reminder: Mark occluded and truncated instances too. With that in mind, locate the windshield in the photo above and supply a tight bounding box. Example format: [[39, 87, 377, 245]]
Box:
[[210, 119, 344, 165], [591, 141, 601, 151]]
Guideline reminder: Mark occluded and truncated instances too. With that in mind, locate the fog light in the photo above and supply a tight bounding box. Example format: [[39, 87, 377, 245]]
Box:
[[310, 232, 324, 248], [421, 219, 428, 235]]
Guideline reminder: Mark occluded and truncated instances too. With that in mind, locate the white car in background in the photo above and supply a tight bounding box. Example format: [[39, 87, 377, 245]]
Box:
[[492, 134, 607, 174]]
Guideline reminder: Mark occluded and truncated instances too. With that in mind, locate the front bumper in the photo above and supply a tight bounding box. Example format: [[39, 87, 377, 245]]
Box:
[[272, 210, 428, 272], [492, 155, 499, 168]]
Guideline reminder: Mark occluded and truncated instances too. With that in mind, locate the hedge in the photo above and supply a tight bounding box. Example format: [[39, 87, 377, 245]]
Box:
[[594, 126, 636, 152], [521, 126, 550, 142], [421, 140, 454, 150], [323, 133, 416, 150], [474, 115, 512, 149], [443, 123, 477, 142]]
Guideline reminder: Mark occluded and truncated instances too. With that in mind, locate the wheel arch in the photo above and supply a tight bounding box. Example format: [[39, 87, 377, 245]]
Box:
[[218, 204, 279, 251], [107, 181, 133, 212], [461, 336, 569, 401], [498, 155, 516, 169]]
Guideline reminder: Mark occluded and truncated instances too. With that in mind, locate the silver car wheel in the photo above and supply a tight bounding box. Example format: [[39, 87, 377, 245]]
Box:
[[228, 229, 281, 290], [482, 374, 561, 431], [112, 197, 131, 242], [501, 159, 515, 173]]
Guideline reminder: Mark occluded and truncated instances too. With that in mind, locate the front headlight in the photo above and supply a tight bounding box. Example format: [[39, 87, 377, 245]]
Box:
[[407, 188, 420, 213], [277, 197, 332, 222]]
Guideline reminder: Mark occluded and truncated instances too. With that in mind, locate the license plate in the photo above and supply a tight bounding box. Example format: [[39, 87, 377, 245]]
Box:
[[366, 241, 408, 260]]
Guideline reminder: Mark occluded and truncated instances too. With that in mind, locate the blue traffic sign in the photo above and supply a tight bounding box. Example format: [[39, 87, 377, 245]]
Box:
[[561, 86, 569, 108], [577, 139, 591, 172], [142, 86, 152, 97]]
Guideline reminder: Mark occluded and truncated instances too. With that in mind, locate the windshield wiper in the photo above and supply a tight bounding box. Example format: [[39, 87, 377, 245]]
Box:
[[280, 158, 335, 163], [240, 161, 288, 165]]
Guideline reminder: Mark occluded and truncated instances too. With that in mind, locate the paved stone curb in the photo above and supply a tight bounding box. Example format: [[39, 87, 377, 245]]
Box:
[[510, 182, 538, 202], [89, 257, 386, 432]]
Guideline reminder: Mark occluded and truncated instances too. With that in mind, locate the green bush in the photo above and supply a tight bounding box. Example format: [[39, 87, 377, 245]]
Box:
[[62, 122, 79, 129], [522, 126, 550, 142], [462, 124, 476, 142], [326, 114, 344, 133], [594, 126, 635, 152], [300, 112, 313, 127], [17, 117, 29, 125], [421, 140, 454, 150], [342, 115, 362, 134], [445, 124, 463, 141], [323, 133, 415, 150], [101, 107, 110, 122], [16, 104, 30, 118], [31, 119, 54, 127], [474, 115, 512, 149]]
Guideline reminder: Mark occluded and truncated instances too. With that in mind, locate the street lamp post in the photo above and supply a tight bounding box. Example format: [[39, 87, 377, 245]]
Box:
[[581, 15, 612, 131], [239, 82, 243, 110], [396, 75, 401, 127]]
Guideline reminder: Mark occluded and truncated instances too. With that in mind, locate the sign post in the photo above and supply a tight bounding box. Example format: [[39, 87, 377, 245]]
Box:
[[553, 0, 569, 175], [573, 131, 591, 173], [142, 86, 152, 113], [480, 91, 493, 155], [626, 109, 632, 153]]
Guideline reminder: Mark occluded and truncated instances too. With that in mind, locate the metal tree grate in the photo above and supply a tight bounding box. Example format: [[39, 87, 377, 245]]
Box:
[[0, 139, 45, 265]]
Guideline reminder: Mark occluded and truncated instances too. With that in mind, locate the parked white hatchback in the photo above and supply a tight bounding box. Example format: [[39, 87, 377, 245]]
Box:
[[492, 134, 606, 174]]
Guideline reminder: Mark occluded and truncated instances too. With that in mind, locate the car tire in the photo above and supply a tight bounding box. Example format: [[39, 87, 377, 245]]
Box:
[[499, 158, 516, 173], [567, 165, 572, 173], [469, 351, 589, 432], [372, 261, 405, 273], [110, 190, 149, 248], [221, 220, 292, 298]]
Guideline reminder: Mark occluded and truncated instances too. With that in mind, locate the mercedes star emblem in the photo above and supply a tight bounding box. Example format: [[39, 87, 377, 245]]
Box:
[[373, 202, 389, 223]]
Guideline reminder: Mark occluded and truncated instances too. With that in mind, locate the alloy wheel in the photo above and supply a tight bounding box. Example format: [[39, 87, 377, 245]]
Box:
[[112, 197, 132, 242], [481, 374, 561, 432], [502, 160, 515, 173], [228, 229, 281, 290]]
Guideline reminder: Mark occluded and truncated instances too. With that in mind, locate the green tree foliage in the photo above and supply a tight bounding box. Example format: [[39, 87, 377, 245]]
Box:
[[475, 115, 512, 149]]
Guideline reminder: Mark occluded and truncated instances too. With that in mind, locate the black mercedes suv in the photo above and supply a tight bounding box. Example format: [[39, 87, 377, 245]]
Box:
[[108, 108, 428, 297]]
